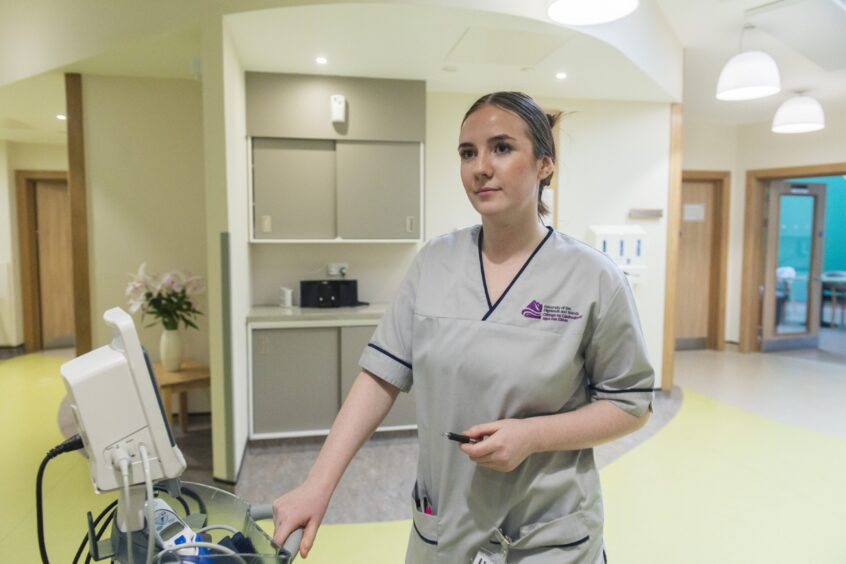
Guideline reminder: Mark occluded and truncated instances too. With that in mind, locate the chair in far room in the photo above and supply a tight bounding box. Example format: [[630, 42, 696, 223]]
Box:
[[775, 266, 796, 326], [821, 271, 846, 329]]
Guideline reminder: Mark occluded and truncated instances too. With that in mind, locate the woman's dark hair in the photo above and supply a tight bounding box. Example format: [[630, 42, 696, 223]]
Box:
[[462, 92, 559, 216]]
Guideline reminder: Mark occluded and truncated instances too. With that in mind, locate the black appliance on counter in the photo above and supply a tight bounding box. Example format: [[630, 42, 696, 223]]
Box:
[[300, 279, 367, 308]]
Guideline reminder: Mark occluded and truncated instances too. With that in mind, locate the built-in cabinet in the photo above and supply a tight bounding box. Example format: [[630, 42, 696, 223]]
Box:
[[252, 138, 421, 240], [246, 71, 425, 242], [246, 71, 427, 436], [250, 322, 416, 438]]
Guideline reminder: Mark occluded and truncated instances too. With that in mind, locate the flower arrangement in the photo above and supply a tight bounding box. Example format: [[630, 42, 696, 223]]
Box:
[[126, 264, 205, 331]]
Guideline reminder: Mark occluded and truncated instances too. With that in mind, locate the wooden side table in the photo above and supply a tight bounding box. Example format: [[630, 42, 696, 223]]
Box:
[[153, 360, 210, 433]]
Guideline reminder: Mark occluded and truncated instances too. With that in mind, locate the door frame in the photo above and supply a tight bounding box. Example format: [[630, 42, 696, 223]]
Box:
[[680, 170, 731, 351], [16, 171, 68, 352], [739, 162, 846, 352]]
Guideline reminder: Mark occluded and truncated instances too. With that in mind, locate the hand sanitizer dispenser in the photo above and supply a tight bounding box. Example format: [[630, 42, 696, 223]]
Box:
[[331, 94, 346, 124], [588, 225, 647, 286]]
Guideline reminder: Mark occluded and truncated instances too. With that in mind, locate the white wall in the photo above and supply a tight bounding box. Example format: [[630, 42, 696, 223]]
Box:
[[222, 23, 251, 473], [541, 96, 671, 386], [683, 107, 846, 343], [0, 142, 13, 346], [0, 141, 68, 346], [82, 75, 209, 409], [682, 117, 742, 342]]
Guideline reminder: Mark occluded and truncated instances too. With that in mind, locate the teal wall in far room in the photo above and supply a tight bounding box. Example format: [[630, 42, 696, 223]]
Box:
[[787, 176, 846, 273]]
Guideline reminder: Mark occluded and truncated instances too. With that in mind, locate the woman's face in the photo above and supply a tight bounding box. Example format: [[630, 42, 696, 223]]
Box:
[[458, 104, 551, 221]]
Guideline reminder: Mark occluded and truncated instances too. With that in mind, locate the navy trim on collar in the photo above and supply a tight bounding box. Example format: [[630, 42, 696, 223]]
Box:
[[479, 226, 554, 321]]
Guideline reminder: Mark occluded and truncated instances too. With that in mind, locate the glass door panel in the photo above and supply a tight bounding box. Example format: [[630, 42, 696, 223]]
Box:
[[761, 182, 826, 351], [775, 194, 813, 334]]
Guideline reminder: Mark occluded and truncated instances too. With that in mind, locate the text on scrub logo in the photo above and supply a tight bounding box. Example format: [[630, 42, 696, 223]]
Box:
[[522, 301, 583, 323]]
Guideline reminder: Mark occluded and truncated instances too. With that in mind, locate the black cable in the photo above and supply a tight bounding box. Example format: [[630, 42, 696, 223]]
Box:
[[72, 500, 118, 564], [84, 507, 116, 564], [37, 434, 85, 564], [179, 485, 207, 515]]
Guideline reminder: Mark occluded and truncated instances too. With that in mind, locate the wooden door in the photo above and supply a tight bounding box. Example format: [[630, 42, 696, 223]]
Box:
[[675, 181, 716, 349], [34, 180, 75, 348], [761, 182, 826, 351]]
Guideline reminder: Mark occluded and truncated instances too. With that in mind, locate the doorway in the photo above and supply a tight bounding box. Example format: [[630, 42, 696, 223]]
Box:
[[16, 171, 75, 351], [739, 163, 846, 353], [675, 171, 730, 351]]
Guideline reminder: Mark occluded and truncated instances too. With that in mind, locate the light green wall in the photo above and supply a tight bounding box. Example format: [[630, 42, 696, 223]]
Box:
[[83, 75, 209, 366]]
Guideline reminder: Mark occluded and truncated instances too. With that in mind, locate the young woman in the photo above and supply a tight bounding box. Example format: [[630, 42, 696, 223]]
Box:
[[272, 92, 654, 563]]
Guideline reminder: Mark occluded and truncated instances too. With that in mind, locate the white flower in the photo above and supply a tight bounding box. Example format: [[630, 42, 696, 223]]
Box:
[[125, 280, 147, 301], [184, 275, 206, 297], [160, 272, 177, 293], [127, 298, 144, 313], [125, 263, 205, 328]]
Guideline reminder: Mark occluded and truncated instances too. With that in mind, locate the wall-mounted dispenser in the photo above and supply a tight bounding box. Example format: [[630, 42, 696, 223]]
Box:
[[330, 94, 346, 124], [588, 225, 647, 286]]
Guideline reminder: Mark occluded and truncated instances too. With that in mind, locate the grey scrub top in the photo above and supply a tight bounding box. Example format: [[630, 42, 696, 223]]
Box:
[[359, 225, 654, 564]]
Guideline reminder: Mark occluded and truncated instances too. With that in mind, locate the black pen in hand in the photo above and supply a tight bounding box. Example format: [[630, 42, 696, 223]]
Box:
[[442, 431, 478, 444]]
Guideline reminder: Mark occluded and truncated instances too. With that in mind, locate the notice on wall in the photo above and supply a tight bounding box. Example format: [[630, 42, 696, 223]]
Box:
[[683, 203, 706, 222]]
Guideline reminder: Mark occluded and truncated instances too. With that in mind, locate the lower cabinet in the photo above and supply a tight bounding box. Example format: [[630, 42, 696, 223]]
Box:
[[251, 325, 416, 437], [251, 327, 340, 434]]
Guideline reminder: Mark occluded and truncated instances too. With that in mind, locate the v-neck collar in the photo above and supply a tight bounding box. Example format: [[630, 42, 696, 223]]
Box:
[[478, 225, 554, 321]]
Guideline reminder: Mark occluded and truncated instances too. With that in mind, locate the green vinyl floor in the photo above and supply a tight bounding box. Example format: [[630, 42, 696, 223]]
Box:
[[3, 351, 845, 563]]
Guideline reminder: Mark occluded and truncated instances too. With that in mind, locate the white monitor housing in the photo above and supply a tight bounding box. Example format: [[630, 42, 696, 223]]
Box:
[[61, 307, 186, 493]]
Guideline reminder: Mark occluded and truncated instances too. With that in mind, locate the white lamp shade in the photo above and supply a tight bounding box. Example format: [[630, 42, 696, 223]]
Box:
[[547, 0, 639, 25], [772, 96, 825, 133], [716, 50, 781, 101]]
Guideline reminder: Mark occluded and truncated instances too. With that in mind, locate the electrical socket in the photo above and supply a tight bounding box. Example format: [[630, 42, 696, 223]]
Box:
[[327, 262, 349, 276]]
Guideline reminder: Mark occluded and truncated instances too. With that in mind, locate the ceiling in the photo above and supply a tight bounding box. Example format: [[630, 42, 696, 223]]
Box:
[[1, 0, 844, 145], [657, 0, 846, 123]]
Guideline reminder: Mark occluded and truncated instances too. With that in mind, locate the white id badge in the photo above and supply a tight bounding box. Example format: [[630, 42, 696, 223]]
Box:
[[471, 547, 505, 564]]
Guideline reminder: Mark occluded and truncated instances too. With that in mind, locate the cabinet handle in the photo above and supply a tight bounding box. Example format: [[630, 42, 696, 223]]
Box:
[[261, 215, 272, 233], [406, 216, 415, 233]]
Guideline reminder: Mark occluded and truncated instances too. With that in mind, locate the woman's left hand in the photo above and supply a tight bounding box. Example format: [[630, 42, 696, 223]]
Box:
[[458, 419, 534, 472]]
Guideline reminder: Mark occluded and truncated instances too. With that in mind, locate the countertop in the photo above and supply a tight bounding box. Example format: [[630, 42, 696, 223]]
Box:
[[247, 304, 387, 326]]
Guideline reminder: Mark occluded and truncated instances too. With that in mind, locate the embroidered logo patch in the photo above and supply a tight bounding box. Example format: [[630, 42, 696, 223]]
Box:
[[521, 300, 543, 319], [522, 301, 583, 323]]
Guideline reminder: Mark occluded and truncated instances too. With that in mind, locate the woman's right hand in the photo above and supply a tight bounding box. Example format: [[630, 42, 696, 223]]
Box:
[[272, 481, 331, 558]]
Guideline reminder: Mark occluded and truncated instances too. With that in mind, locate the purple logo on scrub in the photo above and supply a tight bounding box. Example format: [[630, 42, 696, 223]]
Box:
[[522, 300, 543, 319], [522, 300, 583, 323]]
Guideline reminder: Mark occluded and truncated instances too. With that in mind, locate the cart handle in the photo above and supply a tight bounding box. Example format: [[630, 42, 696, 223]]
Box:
[[250, 504, 304, 560]]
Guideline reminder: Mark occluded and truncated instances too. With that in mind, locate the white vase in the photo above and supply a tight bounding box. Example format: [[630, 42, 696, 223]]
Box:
[[160, 329, 183, 371]]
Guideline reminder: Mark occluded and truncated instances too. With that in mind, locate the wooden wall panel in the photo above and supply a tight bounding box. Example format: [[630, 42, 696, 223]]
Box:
[[65, 73, 92, 355]]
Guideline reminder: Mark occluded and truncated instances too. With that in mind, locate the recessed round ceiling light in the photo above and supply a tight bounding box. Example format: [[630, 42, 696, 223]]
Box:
[[315, 56, 328, 65], [547, 0, 639, 25], [56, 114, 67, 120], [555, 72, 568, 80]]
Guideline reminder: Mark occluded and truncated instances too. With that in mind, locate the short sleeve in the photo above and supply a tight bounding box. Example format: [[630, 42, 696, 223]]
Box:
[[584, 282, 655, 417], [357, 247, 425, 393]]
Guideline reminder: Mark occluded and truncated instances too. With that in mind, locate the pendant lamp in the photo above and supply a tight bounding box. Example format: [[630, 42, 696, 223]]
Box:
[[547, 0, 639, 26], [772, 95, 825, 133], [716, 50, 781, 100], [716, 26, 781, 101]]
